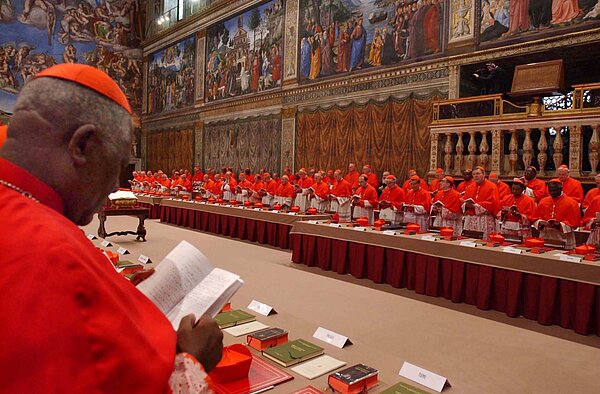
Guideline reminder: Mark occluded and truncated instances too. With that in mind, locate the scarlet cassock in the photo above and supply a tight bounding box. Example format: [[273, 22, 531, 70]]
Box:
[[309, 179, 331, 213], [352, 182, 379, 224], [533, 184, 581, 250], [293, 170, 314, 212], [430, 177, 463, 235], [462, 177, 499, 240], [330, 177, 353, 222], [403, 180, 431, 232], [378, 177, 405, 225], [496, 180, 536, 239]]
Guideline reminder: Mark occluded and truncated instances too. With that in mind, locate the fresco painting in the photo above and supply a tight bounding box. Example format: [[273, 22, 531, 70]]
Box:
[[480, 0, 600, 43], [205, 0, 284, 102], [298, 0, 444, 81], [147, 35, 196, 114], [0, 0, 143, 113]]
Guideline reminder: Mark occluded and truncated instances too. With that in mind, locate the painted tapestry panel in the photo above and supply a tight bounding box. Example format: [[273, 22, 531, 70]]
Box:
[[0, 0, 144, 113], [298, 0, 444, 81], [147, 34, 195, 114], [205, 0, 284, 102], [479, 0, 600, 43]]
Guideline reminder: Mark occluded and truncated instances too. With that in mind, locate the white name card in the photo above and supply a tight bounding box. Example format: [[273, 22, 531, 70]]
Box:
[[399, 362, 448, 393], [559, 254, 582, 263], [253, 208, 261, 211], [116, 247, 129, 255], [308, 220, 319, 224], [329, 223, 342, 228], [420, 235, 437, 242], [353, 226, 367, 231], [383, 230, 397, 236], [459, 241, 477, 248], [287, 212, 297, 216], [247, 300, 276, 316], [100, 240, 112, 247], [313, 327, 352, 349], [86, 234, 97, 240], [225, 204, 233, 207], [502, 246, 523, 255], [138, 254, 151, 264]]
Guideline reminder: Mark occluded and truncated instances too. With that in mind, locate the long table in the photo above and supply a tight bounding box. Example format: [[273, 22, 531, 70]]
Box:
[[160, 199, 329, 249], [135, 195, 163, 219], [290, 221, 600, 336]]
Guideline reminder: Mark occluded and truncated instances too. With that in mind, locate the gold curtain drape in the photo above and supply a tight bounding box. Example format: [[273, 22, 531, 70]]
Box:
[[203, 115, 281, 173], [147, 129, 193, 172], [296, 96, 436, 178]]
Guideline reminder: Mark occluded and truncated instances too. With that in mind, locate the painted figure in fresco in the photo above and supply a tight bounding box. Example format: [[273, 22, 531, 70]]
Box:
[[271, 45, 281, 83], [349, 18, 366, 71], [320, 30, 333, 76], [0, 48, 18, 89], [251, 50, 261, 91], [335, 22, 351, 72], [63, 43, 77, 63], [308, 34, 321, 79], [551, 0, 582, 24], [381, 27, 397, 65], [368, 28, 383, 66], [508, 0, 531, 34], [423, 0, 441, 54], [0, 0, 14, 21], [240, 59, 249, 92], [584, 1, 600, 19], [300, 37, 311, 77], [480, 0, 510, 41], [21, 0, 56, 45]]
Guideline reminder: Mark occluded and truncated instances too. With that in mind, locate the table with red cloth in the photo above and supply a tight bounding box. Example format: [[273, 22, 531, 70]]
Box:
[[160, 199, 330, 249], [290, 221, 600, 336], [135, 194, 163, 219]]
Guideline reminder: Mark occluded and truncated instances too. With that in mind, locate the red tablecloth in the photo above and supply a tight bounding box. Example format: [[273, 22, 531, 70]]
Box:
[[160, 205, 294, 249], [291, 233, 600, 336]]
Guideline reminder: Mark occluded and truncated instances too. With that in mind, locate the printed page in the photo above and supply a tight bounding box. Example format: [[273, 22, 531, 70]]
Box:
[[137, 241, 215, 314], [166, 268, 243, 328]]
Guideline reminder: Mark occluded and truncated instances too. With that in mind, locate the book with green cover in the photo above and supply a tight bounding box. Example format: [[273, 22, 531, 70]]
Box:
[[379, 381, 431, 394], [214, 309, 256, 328], [262, 339, 324, 367]]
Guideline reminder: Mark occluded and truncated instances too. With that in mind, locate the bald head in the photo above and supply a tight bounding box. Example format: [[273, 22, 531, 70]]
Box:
[[1, 77, 132, 225]]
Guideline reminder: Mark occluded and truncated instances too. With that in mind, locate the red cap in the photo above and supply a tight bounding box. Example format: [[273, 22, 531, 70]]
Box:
[[558, 164, 569, 170], [489, 172, 498, 179], [385, 175, 397, 181], [475, 166, 485, 172], [34, 64, 132, 113], [263, 172, 270, 177], [299, 168, 306, 173], [549, 178, 562, 183], [0, 125, 7, 148], [443, 176, 454, 183], [435, 168, 443, 173], [410, 175, 420, 181], [364, 164, 371, 169], [512, 178, 525, 186]]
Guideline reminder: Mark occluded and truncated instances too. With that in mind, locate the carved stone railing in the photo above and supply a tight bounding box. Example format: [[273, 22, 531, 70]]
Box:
[[429, 83, 600, 179]]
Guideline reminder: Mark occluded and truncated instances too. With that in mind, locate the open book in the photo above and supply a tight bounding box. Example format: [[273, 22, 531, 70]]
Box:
[[137, 240, 244, 329]]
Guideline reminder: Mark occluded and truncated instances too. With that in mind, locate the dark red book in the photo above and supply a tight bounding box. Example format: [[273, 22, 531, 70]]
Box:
[[211, 356, 293, 394]]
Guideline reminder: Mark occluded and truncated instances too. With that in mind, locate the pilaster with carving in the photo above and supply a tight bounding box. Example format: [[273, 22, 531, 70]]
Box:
[[281, 107, 297, 172], [448, 65, 460, 99], [568, 125, 582, 177], [142, 55, 148, 115], [429, 133, 440, 173], [491, 129, 502, 174], [508, 129, 518, 175], [196, 32, 206, 102], [283, 0, 299, 83], [194, 121, 204, 167], [466, 131, 476, 170], [522, 128, 533, 169]]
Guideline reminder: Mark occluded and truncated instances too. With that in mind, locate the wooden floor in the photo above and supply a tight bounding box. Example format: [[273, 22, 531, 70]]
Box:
[[82, 216, 600, 394]]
